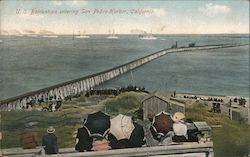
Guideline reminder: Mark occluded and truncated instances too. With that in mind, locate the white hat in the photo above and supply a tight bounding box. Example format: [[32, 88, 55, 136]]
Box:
[[173, 123, 187, 136], [47, 126, 55, 133], [172, 112, 185, 122]]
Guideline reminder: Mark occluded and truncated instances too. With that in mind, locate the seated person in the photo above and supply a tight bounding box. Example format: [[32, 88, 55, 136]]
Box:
[[42, 126, 58, 154], [150, 126, 174, 144], [127, 122, 145, 148], [108, 133, 129, 149], [150, 111, 174, 143], [91, 136, 111, 151], [108, 122, 145, 149], [75, 124, 93, 152], [172, 112, 188, 142]]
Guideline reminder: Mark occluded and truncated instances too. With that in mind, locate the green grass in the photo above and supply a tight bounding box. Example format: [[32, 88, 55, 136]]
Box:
[[186, 103, 250, 157], [0, 94, 106, 149], [0, 92, 144, 149], [1, 124, 80, 149], [0, 109, 82, 148]]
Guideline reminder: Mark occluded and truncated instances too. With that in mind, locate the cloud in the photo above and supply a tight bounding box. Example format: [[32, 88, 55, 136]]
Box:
[[200, 3, 231, 16]]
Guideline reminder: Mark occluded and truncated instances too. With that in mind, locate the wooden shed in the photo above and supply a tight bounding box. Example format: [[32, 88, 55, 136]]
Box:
[[142, 92, 185, 120], [220, 105, 249, 123]]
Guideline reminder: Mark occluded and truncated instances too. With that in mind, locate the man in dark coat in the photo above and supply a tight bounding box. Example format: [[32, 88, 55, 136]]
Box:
[[42, 126, 59, 154], [75, 126, 93, 152]]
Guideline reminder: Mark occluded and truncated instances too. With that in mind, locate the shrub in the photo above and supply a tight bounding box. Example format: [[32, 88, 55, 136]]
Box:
[[104, 92, 145, 115]]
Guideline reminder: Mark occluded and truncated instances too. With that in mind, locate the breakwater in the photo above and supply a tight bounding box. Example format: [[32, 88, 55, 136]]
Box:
[[0, 43, 246, 111]]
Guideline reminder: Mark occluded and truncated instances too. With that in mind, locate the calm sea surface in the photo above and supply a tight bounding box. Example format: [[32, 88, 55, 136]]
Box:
[[0, 35, 249, 100]]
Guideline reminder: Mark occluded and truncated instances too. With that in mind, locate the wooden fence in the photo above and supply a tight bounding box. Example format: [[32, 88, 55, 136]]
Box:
[[1, 142, 214, 157]]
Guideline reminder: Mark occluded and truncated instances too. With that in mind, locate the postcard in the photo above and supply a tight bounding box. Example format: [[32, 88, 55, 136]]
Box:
[[0, 0, 249, 157]]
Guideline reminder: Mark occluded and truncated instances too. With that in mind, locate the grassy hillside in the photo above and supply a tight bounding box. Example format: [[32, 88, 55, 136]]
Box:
[[186, 103, 250, 157], [1, 93, 249, 157], [0, 92, 145, 149]]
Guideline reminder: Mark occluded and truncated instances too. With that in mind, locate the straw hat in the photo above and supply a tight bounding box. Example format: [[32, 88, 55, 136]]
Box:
[[47, 126, 55, 133], [172, 112, 185, 122]]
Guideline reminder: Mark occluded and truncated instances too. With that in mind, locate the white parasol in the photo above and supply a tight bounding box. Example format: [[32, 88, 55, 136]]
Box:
[[110, 114, 135, 140]]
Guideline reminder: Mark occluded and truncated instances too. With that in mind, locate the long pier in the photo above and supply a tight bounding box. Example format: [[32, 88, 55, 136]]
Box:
[[0, 43, 247, 111]]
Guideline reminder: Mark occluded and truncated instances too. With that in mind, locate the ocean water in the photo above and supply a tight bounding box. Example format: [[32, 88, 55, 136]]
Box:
[[97, 45, 250, 97], [0, 34, 249, 100]]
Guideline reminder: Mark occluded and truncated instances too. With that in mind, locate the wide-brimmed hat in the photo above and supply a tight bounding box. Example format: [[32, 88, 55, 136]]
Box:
[[172, 112, 185, 122], [47, 126, 55, 133]]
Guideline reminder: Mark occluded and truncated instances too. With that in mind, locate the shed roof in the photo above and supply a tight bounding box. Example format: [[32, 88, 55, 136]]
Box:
[[142, 91, 185, 107], [193, 122, 211, 131]]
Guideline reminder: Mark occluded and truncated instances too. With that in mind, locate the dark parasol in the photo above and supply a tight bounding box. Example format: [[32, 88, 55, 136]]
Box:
[[152, 111, 173, 135], [84, 111, 110, 137]]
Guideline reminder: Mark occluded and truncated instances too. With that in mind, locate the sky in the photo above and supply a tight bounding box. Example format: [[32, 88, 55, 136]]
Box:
[[0, 0, 249, 34]]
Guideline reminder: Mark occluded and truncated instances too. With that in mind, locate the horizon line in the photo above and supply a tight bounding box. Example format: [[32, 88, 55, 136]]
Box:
[[1, 33, 250, 35]]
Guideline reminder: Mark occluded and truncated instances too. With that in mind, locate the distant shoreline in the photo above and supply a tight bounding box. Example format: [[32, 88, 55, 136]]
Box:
[[176, 92, 249, 99], [174, 92, 249, 106], [0, 33, 249, 36]]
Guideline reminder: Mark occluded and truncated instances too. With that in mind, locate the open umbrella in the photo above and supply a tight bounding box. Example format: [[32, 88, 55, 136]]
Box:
[[152, 111, 173, 136], [84, 111, 110, 137], [109, 114, 135, 140]]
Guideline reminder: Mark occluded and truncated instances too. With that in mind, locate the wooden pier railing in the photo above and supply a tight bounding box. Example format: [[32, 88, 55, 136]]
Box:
[[1, 142, 214, 157]]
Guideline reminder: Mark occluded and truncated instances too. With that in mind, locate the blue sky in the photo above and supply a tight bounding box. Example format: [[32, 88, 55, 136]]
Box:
[[0, 0, 249, 34]]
